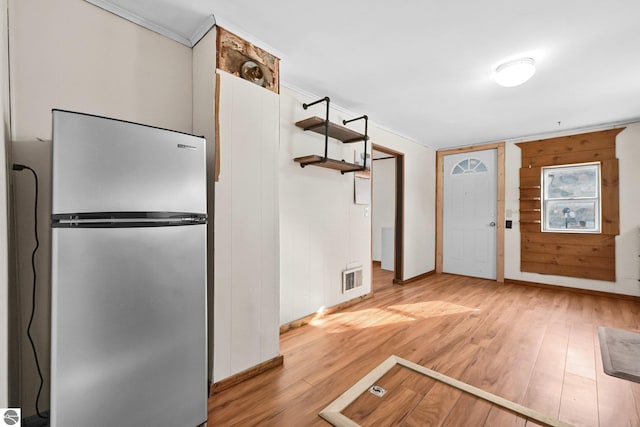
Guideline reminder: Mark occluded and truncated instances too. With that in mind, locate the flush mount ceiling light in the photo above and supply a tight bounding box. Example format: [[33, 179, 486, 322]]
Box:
[[495, 57, 536, 87]]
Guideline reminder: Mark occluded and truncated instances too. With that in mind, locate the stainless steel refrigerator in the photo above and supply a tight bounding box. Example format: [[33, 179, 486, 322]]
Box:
[[50, 110, 208, 427]]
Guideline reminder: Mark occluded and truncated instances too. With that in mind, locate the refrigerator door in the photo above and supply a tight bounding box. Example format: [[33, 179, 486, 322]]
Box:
[[52, 110, 206, 215], [50, 224, 207, 427]]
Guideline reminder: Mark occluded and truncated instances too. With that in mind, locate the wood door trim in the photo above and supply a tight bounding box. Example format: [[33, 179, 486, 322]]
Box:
[[496, 145, 505, 283], [436, 142, 505, 282], [214, 72, 221, 181], [372, 143, 404, 283]]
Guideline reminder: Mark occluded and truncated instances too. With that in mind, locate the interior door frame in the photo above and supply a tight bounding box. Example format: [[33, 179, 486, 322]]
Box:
[[372, 143, 404, 283], [436, 142, 505, 282]]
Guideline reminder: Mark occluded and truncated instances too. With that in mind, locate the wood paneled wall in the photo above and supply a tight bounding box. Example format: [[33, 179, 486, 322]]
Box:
[[516, 129, 623, 282]]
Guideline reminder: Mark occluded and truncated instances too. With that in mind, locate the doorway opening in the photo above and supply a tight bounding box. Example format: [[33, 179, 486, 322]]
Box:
[[371, 144, 404, 292]]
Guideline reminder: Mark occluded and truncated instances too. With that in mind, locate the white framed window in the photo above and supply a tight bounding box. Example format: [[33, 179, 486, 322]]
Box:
[[542, 162, 601, 233]]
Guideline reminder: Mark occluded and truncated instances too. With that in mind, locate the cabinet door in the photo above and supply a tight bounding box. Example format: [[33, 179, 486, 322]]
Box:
[[214, 70, 280, 382]]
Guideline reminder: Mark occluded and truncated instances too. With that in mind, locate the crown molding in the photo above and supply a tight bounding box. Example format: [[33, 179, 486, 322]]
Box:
[[85, 0, 215, 47], [190, 15, 216, 47]]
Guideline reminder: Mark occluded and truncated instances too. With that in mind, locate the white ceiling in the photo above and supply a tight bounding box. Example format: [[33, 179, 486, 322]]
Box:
[[87, 0, 640, 149]]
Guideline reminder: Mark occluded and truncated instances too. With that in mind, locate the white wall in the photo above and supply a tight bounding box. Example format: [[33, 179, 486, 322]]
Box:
[[616, 124, 640, 294], [279, 87, 435, 324], [372, 158, 395, 262], [214, 71, 280, 382], [10, 0, 192, 139], [279, 88, 372, 324], [9, 0, 193, 415], [371, 126, 436, 280], [504, 122, 640, 296], [0, 0, 9, 407]]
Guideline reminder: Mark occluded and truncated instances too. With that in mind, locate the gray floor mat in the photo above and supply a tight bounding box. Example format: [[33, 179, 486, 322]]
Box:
[[598, 326, 640, 383]]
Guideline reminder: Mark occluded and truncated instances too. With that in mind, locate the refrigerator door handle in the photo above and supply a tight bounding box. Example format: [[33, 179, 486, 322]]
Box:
[[51, 212, 207, 228]]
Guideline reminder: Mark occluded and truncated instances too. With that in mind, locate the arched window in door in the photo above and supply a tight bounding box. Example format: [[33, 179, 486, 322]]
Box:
[[451, 158, 488, 175]]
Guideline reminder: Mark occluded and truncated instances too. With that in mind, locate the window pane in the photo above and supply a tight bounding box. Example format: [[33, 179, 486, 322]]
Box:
[[544, 164, 599, 199], [451, 158, 488, 175], [544, 200, 599, 232]]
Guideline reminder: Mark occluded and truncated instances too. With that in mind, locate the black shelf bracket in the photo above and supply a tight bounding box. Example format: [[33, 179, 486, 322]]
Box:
[[301, 97, 331, 168], [342, 115, 369, 174], [295, 97, 369, 174]]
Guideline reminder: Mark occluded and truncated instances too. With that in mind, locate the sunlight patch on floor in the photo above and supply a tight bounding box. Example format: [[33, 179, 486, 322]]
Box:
[[389, 301, 478, 318], [309, 308, 414, 331], [309, 301, 478, 332]]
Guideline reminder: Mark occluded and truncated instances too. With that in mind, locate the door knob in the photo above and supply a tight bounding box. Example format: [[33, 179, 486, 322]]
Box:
[[489, 221, 496, 227]]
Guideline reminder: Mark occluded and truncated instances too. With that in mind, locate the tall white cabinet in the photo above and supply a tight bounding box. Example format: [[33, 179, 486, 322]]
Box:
[[213, 70, 280, 382]]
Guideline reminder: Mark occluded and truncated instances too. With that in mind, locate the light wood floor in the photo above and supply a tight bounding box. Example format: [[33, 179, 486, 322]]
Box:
[[208, 274, 640, 426], [372, 261, 395, 293]]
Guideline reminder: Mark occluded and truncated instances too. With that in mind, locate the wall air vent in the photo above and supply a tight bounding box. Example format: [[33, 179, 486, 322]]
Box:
[[342, 267, 363, 293]]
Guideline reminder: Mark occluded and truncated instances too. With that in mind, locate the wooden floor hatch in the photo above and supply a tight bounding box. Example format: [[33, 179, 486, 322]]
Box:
[[320, 355, 573, 427]]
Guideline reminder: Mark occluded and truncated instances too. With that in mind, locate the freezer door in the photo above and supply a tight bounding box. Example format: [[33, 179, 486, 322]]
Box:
[[52, 110, 206, 215], [50, 225, 207, 427]]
